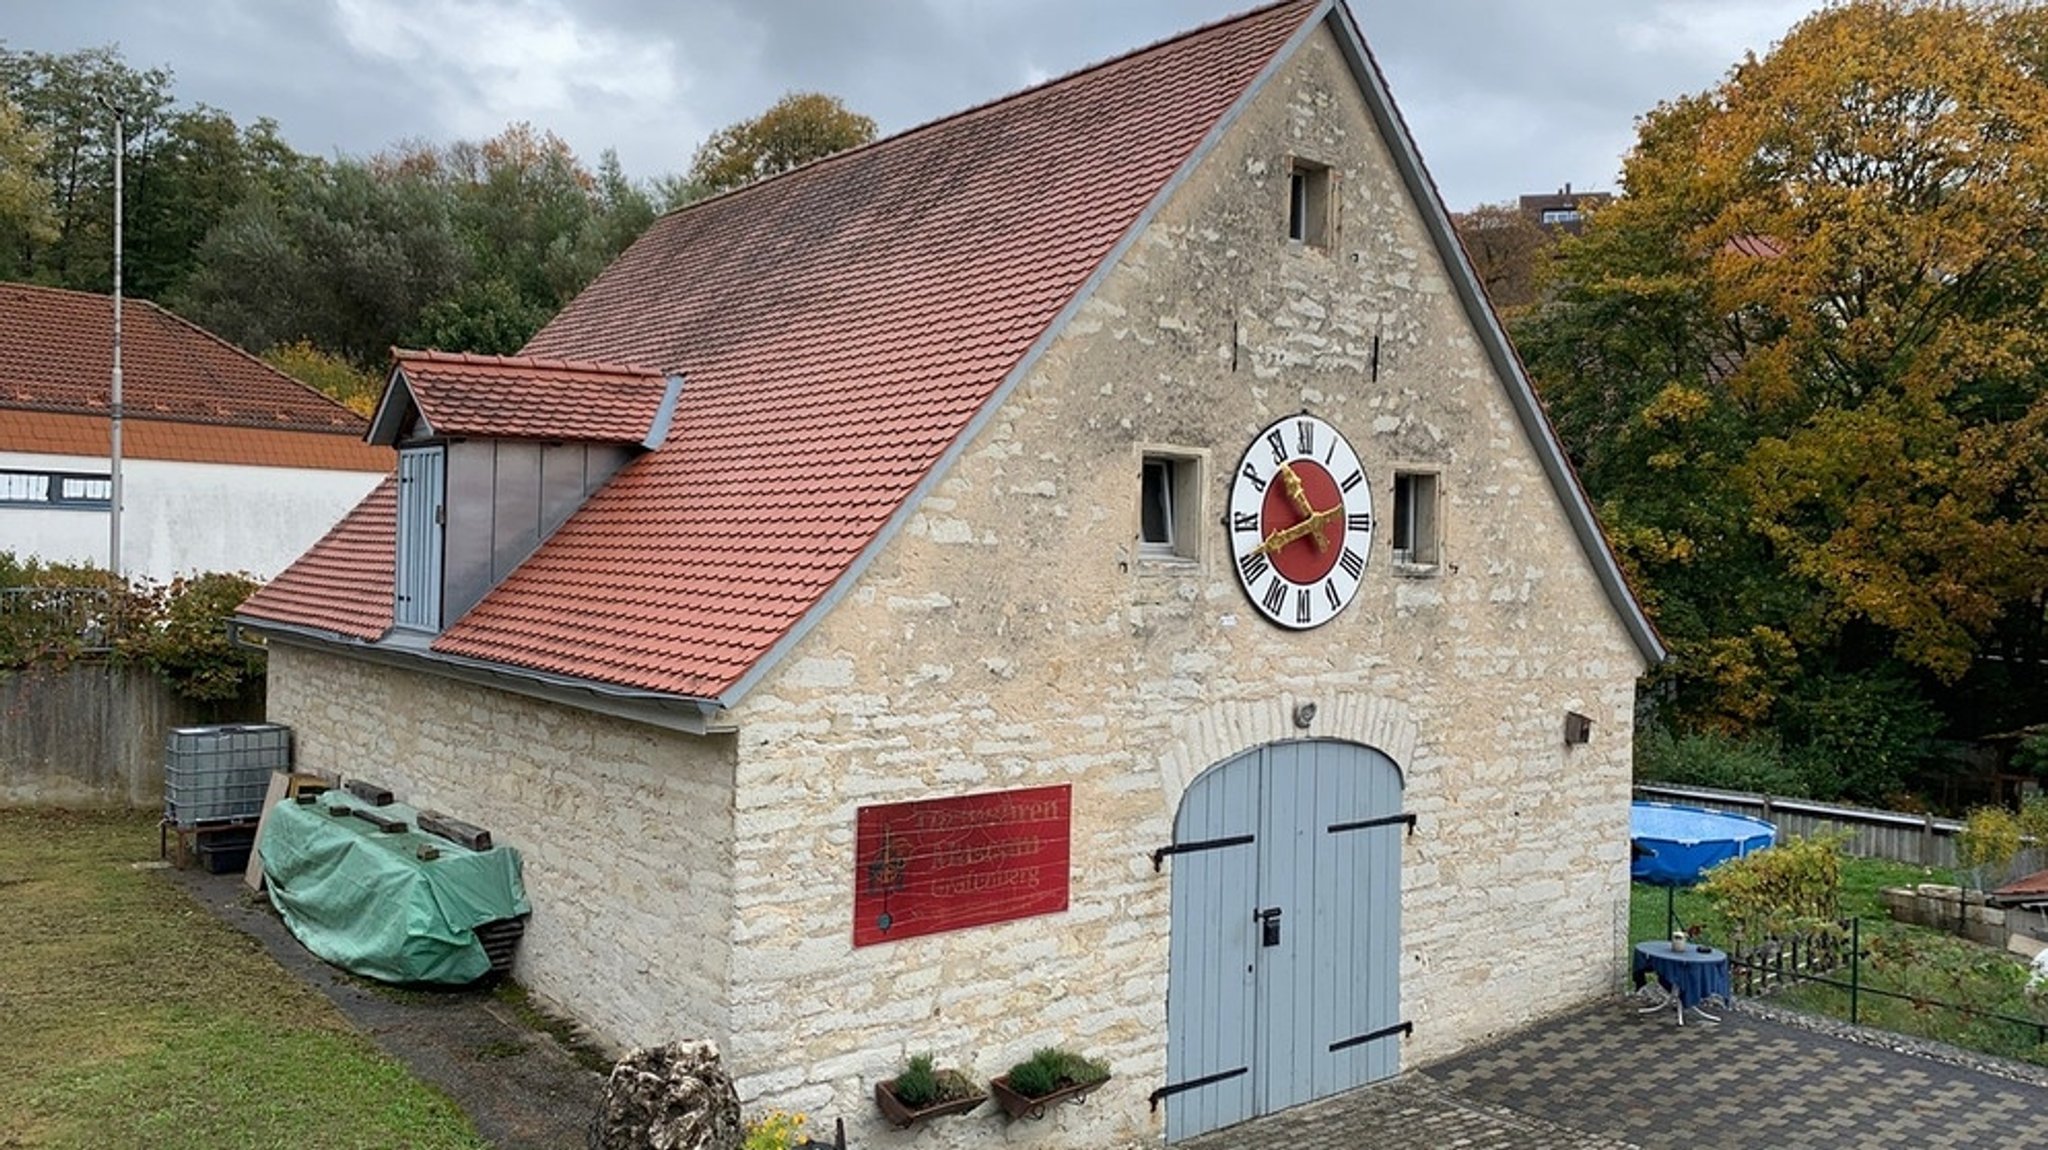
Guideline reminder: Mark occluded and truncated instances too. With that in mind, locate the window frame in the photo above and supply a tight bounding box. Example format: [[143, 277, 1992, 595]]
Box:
[[0, 468, 112, 510], [1389, 467, 1442, 575], [1286, 156, 1334, 249], [1137, 447, 1206, 565]]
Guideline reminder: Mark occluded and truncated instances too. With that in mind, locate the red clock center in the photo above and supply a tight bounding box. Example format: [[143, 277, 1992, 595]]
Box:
[[1260, 460, 1348, 584]]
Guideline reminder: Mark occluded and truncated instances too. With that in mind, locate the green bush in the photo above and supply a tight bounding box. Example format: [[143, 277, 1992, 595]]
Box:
[[0, 552, 264, 702], [1697, 830, 1848, 946], [1634, 725, 1806, 796]]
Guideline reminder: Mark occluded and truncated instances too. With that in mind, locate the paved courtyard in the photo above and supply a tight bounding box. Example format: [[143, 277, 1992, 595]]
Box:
[[1184, 998, 2048, 1149]]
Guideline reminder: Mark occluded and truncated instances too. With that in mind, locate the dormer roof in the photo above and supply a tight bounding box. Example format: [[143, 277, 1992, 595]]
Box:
[[369, 349, 681, 448]]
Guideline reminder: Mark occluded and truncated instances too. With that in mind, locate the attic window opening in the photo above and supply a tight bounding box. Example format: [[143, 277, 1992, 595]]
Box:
[[1390, 470, 1440, 573], [1288, 159, 1332, 248], [1140, 453, 1202, 562]]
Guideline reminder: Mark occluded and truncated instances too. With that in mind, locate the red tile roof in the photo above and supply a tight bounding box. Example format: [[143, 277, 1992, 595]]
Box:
[[0, 281, 372, 437], [0, 408, 391, 471], [386, 349, 673, 443], [241, 0, 1327, 693], [238, 478, 397, 640]]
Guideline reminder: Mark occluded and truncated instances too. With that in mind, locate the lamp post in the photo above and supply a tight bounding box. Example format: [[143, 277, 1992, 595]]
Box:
[[99, 95, 124, 576]]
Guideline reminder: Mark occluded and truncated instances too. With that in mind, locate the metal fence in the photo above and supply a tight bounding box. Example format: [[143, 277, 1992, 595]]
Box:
[[1636, 783, 1969, 870], [1734, 917, 2048, 1053], [0, 585, 141, 657]]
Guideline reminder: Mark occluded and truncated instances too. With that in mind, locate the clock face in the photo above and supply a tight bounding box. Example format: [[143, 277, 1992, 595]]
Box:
[[1227, 414, 1373, 629]]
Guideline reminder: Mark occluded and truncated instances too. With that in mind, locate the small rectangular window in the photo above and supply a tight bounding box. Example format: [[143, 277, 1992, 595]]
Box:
[[1287, 158, 1331, 248], [0, 469, 109, 508], [1390, 471, 1440, 571], [1139, 452, 1202, 562]]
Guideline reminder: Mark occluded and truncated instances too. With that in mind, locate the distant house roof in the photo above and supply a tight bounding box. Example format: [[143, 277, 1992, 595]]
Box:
[[0, 281, 388, 471], [1991, 867, 2048, 907], [370, 350, 680, 447], [241, 0, 1664, 708]]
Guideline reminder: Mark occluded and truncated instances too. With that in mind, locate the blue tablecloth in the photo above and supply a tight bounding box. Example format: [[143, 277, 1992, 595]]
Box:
[[1632, 940, 1731, 1009]]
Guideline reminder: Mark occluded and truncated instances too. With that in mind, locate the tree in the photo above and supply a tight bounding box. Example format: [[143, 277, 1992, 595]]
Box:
[[1452, 202, 1553, 315], [685, 92, 875, 196], [0, 95, 56, 274], [261, 340, 384, 417], [1516, 1, 2048, 795]]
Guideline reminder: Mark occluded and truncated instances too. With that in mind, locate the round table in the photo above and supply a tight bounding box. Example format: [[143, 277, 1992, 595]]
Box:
[[1632, 940, 1731, 1025]]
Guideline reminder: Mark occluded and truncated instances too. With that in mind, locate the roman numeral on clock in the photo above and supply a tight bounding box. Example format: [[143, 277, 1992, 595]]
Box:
[[1295, 587, 1311, 625], [1267, 429, 1287, 463], [1240, 550, 1271, 583], [1323, 578, 1342, 609], [1262, 577, 1287, 616], [1347, 512, 1372, 533], [1241, 461, 1267, 492], [1340, 469, 1364, 493], [1339, 547, 1365, 579], [1233, 510, 1260, 533], [1296, 419, 1315, 455]]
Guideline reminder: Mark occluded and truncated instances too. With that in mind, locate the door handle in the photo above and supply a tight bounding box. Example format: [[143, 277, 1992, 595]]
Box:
[[1257, 906, 1283, 948]]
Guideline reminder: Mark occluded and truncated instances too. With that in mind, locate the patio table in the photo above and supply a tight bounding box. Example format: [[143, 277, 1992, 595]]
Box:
[[1632, 940, 1731, 1026]]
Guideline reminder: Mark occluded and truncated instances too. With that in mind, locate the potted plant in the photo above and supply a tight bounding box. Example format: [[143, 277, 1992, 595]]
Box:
[[988, 1047, 1112, 1120], [873, 1052, 986, 1128]]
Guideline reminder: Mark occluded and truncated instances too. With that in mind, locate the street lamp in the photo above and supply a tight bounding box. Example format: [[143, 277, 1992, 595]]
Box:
[[97, 94, 124, 577]]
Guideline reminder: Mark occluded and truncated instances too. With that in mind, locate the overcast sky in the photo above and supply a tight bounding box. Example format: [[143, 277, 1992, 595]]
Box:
[[2, 0, 1820, 211]]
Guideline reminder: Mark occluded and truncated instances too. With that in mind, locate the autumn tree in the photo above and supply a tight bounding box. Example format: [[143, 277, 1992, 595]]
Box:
[[1517, 0, 2048, 799], [1452, 201, 1553, 315], [685, 92, 876, 196]]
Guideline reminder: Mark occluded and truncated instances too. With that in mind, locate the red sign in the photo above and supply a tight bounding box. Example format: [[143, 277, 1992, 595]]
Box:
[[853, 784, 1071, 946]]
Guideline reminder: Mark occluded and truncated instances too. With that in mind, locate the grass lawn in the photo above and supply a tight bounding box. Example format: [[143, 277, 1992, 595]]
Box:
[[1631, 855, 2048, 1066], [0, 808, 487, 1150]]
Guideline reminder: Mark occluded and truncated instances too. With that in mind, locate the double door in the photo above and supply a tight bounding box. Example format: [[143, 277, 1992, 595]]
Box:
[[1164, 739, 1404, 1142]]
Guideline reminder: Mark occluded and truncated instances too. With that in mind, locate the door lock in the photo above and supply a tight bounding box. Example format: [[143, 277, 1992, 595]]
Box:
[[1257, 906, 1283, 947]]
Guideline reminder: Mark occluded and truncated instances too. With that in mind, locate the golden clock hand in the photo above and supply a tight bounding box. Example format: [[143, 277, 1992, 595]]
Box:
[[1277, 462, 1332, 552], [1255, 505, 1343, 556]]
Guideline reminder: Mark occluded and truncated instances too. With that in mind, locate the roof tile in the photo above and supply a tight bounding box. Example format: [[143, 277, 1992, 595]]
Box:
[[390, 349, 671, 443], [244, 0, 1320, 700]]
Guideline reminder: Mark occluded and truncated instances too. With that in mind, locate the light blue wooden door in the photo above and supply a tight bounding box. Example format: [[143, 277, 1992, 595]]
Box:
[[394, 445, 445, 632], [1166, 740, 1403, 1142]]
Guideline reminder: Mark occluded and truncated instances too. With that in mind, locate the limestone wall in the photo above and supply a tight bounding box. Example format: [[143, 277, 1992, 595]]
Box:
[[263, 642, 739, 1048], [720, 24, 1643, 1147]]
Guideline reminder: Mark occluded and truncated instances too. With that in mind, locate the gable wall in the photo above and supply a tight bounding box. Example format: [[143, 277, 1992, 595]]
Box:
[[262, 642, 739, 1049], [723, 23, 1643, 1144]]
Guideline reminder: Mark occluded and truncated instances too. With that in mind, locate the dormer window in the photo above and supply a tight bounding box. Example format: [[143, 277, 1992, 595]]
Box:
[[369, 350, 683, 636]]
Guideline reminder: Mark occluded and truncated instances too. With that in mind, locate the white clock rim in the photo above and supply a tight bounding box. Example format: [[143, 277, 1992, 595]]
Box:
[[1226, 414, 1373, 629]]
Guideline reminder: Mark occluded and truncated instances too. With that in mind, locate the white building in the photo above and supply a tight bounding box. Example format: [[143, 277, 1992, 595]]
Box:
[[0, 282, 390, 581]]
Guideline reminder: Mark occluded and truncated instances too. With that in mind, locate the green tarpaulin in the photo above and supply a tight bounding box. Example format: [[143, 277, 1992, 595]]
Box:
[[261, 790, 529, 985]]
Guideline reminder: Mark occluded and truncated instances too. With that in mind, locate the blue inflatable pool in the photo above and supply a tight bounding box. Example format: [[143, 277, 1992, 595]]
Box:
[[1630, 801, 1777, 887]]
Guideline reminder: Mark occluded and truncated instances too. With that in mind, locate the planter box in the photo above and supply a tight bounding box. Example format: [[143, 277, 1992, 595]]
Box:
[[988, 1072, 1110, 1121], [874, 1077, 986, 1128]]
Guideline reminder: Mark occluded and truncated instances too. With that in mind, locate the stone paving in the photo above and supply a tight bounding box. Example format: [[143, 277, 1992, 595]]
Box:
[[1184, 997, 2048, 1149]]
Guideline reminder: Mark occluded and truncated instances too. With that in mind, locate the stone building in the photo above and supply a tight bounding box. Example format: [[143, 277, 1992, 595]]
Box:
[[237, 0, 1663, 1144]]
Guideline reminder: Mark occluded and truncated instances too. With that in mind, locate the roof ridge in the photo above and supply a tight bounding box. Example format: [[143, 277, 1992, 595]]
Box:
[[395, 347, 664, 378], [128, 295, 370, 430], [654, 0, 1320, 220]]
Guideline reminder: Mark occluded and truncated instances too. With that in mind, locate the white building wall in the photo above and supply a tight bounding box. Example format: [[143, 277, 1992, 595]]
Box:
[[0, 449, 383, 581]]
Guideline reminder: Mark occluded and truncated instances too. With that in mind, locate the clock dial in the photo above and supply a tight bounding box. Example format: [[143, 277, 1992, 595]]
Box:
[[1227, 414, 1373, 629]]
